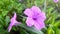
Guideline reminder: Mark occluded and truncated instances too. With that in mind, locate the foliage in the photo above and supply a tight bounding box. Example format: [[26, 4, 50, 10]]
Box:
[[0, 0, 60, 34]]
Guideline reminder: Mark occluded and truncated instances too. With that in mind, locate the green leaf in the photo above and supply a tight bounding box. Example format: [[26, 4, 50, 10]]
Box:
[[18, 23, 44, 34], [55, 28, 60, 34], [0, 29, 8, 34], [5, 16, 10, 26], [2, 10, 8, 16], [54, 21, 60, 27], [47, 27, 55, 34]]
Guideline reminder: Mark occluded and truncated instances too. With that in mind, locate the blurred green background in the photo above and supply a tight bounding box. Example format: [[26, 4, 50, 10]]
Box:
[[0, 0, 60, 34]]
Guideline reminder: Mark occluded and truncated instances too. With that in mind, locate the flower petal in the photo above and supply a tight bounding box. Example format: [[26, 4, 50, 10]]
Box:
[[10, 17, 15, 26], [37, 19, 45, 30], [38, 12, 46, 21], [53, 0, 59, 3], [8, 23, 13, 32], [41, 12, 46, 19], [26, 17, 34, 27], [8, 12, 18, 32], [13, 12, 17, 19], [31, 6, 41, 13], [34, 20, 45, 30], [24, 8, 33, 17], [39, 21, 45, 29], [34, 21, 41, 30], [14, 21, 21, 26]]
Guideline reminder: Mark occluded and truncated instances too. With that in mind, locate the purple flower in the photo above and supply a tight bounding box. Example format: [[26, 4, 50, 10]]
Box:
[[24, 6, 46, 30], [8, 13, 20, 32], [53, 0, 59, 3]]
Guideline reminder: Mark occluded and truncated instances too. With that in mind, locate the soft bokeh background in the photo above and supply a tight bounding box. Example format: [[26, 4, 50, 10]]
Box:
[[0, 0, 60, 34]]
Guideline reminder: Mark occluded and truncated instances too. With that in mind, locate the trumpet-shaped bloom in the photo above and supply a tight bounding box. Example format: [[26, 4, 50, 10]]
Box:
[[53, 0, 59, 3], [8, 13, 20, 32], [24, 6, 46, 30]]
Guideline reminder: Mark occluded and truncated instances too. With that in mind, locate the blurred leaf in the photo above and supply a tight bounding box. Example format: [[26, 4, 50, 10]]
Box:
[[0, 29, 8, 34], [46, 7, 54, 17], [5, 16, 10, 26], [2, 10, 8, 16], [18, 23, 44, 34], [34, 0, 44, 6], [47, 26, 55, 34], [55, 28, 60, 34], [54, 21, 60, 27]]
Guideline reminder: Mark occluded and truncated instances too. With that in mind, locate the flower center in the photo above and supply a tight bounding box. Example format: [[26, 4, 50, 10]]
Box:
[[33, 13, 39, 20], [33, 18, 37, 20]]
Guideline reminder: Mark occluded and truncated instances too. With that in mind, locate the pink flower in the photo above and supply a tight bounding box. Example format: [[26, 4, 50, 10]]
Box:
[[53, 0, 59, 3], [8, 13, 20, 32], [24, 6, 46, 30]]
